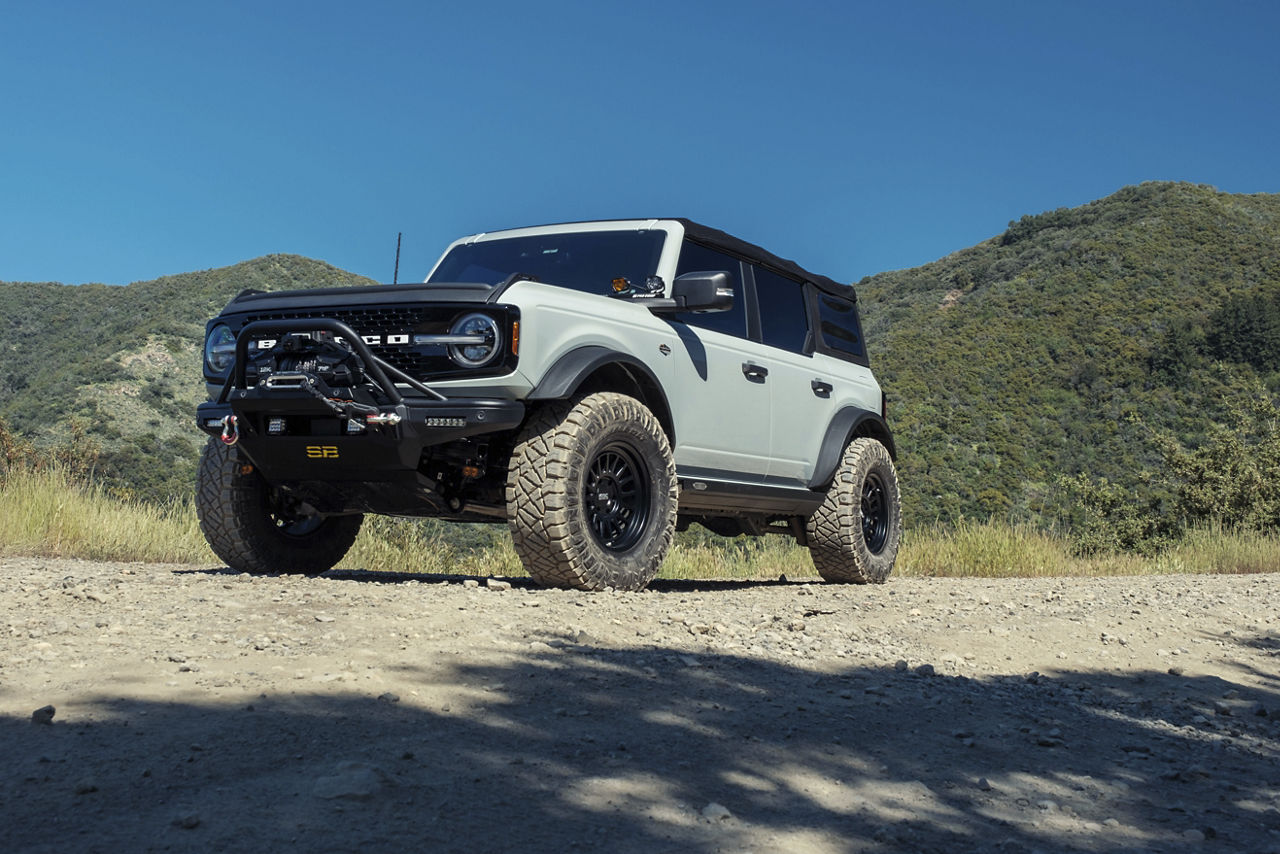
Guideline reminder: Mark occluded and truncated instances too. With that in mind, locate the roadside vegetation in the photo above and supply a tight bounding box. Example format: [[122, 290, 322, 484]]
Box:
[[4, 447, 1277, 580]]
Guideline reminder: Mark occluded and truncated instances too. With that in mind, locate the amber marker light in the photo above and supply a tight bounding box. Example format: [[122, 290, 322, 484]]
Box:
[[612, 277, 629, 293], [511, 321, 520, 355]]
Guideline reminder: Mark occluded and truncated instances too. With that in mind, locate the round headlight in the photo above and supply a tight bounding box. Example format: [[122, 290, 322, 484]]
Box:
[[448, 313, 501, 368], [204, 324, 236, 372]]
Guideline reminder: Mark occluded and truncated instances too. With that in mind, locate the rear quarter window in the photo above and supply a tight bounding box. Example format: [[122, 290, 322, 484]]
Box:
[[816, 294, 866, 360]]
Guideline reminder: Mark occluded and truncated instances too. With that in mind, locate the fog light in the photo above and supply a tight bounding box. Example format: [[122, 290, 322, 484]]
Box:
[[267, 417, 287, 435], [346, 419, 366, 434], [425, 417, 467, 428]]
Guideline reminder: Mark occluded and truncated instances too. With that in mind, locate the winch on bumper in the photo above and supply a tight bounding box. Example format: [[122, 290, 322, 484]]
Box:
[[195, 317, 524, 484]]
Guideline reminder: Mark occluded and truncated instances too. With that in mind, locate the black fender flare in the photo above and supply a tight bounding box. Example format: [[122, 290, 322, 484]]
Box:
[[528, 346, 675, 441], [807, 407, 897, 490]]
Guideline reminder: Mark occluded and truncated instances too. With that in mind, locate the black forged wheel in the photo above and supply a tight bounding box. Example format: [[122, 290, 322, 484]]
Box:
[[506, 392, 677, 591], [584, 441, 652, 551], [860, 469, 891, 553], [195, 437, 363, 575], [806, 437, 901, 583]]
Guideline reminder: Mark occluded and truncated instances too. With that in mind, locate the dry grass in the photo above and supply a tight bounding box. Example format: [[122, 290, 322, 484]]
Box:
[[1157, 523, 1280, 575], [660, 536, 818, 581], [0, 466, 210, 564], [342, 516, 524, 577], [898, 519, 1073, 578], [3, 468, 1277, 579], [899, 518, 1280, 578]]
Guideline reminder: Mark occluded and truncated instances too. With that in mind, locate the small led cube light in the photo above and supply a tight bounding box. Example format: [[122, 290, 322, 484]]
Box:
[[267, 417, 287, 435]]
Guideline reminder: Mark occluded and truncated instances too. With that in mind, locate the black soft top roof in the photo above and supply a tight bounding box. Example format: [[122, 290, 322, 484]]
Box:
[[675, 219, 854, 301]]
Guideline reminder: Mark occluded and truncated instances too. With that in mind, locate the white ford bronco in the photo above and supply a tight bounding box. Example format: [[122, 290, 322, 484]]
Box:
[[195, 219, 900, 590]]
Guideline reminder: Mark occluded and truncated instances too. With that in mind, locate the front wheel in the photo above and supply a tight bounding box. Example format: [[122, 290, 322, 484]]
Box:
[[806, 437, 901, 583], [506, 393, 677, 591], [195, 437, 362, 575]]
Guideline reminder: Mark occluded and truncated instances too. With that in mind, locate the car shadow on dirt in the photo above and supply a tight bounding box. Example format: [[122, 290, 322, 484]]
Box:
[[4, 646, 1278, 853], [176, 565, 807, 592]]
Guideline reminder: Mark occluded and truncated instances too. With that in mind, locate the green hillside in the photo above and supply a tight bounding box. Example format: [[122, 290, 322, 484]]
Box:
[[0, 256, 375, 499], [858, 181, 1280, 526], [4, 183, 1279, 538]]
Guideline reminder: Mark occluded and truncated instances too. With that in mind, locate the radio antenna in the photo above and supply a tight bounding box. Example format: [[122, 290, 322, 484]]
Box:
[[393, 232, 402, 284]]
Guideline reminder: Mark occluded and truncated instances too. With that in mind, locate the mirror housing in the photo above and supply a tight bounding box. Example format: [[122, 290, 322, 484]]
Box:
[[646, 271, 734, 314]]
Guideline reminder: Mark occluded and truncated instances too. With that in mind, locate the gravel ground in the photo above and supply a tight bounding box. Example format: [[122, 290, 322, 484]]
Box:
[[2, 557, 1279, 853]]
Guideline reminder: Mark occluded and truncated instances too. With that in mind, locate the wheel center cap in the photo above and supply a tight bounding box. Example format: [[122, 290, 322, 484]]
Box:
[[594, 476, 619, 505]]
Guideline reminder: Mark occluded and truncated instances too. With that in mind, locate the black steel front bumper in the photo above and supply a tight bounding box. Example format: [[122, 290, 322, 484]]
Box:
[[195, 317, 525, 484], [196, 395, 524, 482]]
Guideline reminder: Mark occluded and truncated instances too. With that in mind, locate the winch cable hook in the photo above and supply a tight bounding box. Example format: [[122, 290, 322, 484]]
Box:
[[220, 414, 240, 446]]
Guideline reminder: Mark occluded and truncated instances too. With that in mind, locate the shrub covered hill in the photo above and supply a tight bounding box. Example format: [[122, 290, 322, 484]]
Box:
[[4, 181, 1279, 530], [0, 256, 374, 500], [858, 181, 1280, 526]]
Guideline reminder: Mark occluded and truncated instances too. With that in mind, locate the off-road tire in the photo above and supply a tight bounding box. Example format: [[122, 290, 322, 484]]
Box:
[[196, 437, 362, 575], [806, 437, 901, 583], [506, 392, 677, 591]]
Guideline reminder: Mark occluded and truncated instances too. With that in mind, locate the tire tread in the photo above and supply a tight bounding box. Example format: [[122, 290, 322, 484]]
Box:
[[806, 437, 901, 583], [506, 393, 676, 591]]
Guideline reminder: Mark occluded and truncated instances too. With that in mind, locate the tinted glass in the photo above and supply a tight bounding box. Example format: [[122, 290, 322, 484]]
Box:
[[754, 267, 809, 353], [673, 241, 746, 337], [817, 295, 865, 358], [428, 230, 666, 296]]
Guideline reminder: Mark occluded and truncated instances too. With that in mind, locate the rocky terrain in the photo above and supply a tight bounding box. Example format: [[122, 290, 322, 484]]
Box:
[[2, 557, 1278, 853]]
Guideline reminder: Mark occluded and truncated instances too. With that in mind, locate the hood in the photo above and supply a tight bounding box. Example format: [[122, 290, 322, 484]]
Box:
[[221, 282, 496, 315]]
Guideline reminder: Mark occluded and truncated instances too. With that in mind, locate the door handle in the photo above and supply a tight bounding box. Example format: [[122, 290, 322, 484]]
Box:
[[741, 362, 769, 381], [811, 379, 833, 397]]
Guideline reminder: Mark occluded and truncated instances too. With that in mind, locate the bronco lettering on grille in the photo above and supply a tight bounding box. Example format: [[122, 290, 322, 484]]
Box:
[[253, 333, 413, 350]]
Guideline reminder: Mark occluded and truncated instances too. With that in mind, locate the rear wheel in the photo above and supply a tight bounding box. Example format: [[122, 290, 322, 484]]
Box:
[[806, 437, 901, 583], [196, 437, 362, 575], [506, 393, 677, 591]]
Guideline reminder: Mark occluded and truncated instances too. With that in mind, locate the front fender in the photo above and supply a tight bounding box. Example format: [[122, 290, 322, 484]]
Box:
[[528, 346, 675, 442], [528, 346, 660, 401]]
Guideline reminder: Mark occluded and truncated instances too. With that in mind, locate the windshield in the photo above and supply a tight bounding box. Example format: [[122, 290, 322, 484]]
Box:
[[427, 230, 666, 295]]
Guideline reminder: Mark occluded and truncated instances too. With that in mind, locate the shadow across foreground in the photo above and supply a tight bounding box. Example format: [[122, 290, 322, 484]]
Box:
[[3, 639, 1279, 852]]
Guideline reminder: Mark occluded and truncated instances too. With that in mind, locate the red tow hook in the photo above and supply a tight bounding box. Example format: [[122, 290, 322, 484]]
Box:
[[220, 414, 240, 446]]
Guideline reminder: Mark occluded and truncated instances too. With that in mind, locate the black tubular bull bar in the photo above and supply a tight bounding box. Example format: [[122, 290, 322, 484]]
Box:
[[221, 318, 447, 404]]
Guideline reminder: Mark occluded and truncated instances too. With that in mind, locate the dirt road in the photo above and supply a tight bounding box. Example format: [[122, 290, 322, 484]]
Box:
[[2, 557, 1278, 853]]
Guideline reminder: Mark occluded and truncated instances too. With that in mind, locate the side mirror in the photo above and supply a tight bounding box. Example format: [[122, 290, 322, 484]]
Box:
[[648, 271, 734, 314]]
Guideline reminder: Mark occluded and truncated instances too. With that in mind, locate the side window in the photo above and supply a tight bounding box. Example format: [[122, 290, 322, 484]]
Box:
[[673, 241, 746, 338], [816, 294, 866, 359], [753, 266, 809, 354]]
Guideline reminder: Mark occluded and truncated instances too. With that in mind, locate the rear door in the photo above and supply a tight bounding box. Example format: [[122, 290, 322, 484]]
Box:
[[748, 267, 837, 486]]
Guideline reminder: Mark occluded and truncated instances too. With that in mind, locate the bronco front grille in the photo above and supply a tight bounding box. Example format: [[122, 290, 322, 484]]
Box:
[[235, 304, 517, 381]]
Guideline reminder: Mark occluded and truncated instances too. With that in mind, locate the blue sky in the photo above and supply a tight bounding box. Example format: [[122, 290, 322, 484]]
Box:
[[3, 0, 1278, 286]]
